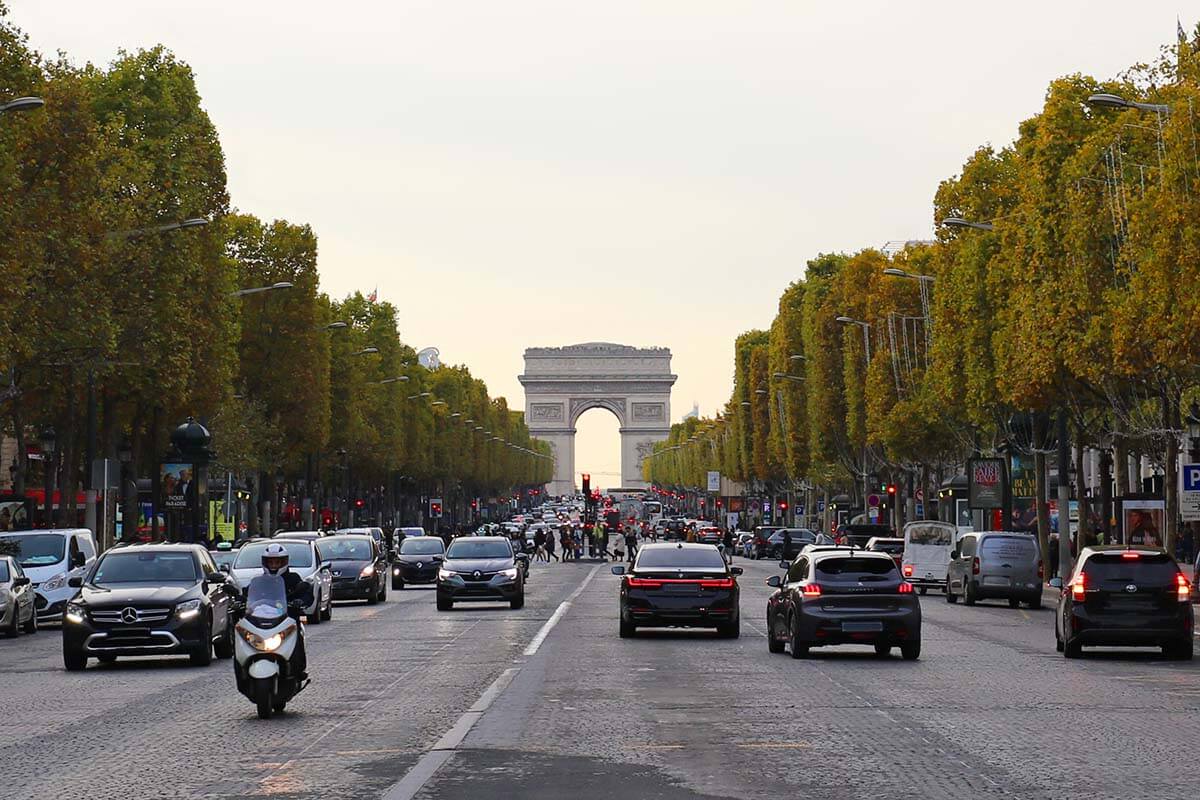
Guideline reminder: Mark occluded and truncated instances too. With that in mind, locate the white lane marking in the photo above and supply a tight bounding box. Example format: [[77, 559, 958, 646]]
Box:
[[522, 563, 602, 656], [385, 564, 602, 800]]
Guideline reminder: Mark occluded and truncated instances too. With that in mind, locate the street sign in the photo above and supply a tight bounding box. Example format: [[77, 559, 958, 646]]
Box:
[[867, 494, 880, 508], [1184, 464, 1200, 492], [706, 471, 721, 492], [868, 507, 879, 522], [915, 487, 924, 503], [1182, 465, 1200, 522], [915, 502, 924, 518]]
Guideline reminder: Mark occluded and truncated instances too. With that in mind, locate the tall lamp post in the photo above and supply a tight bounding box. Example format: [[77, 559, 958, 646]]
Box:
[[39, 426, 56, 528], [836, 316, 873, 505]]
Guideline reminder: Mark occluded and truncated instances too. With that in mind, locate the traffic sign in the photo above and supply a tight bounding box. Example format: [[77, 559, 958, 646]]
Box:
[[915, 487, 924, 503], [706, 471, 721, 492], [1182, 465, 1200, 521], [867, 494, 880, 508], [868, 507, 879, 521], [1184, 464, 1200, 492]]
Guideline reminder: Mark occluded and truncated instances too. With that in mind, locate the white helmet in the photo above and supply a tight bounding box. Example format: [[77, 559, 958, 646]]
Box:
[[262, 542, 289, 575]]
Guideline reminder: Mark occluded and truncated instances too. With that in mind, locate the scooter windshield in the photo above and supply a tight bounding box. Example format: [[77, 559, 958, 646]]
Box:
[[245, 573, 288, 625]]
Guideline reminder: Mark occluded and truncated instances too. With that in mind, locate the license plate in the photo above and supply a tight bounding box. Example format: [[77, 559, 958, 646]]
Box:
[[841, 621, 883, 633]]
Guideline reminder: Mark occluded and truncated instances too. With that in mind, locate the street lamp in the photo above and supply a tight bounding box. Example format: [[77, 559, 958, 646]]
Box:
[[109, 217, 210, 241], [39, 426, 57, 527], [1086, 92, 1170, 115], [431, 400, 447, 407], [0, 96, 44, 114], [230, 281, 293, 298], [322, 321, 349, 331], [940, 217, 994, 232], [369, 376, 409, 385], [352, 346, 380, 356], [1187, 402, 1200, 460], [789, 354, 805, 361], [882, 267, 936, 282]]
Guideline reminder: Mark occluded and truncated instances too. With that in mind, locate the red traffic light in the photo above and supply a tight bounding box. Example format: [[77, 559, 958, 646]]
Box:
[[716, 498, 723, 508], [354, 498, 365, 509], [779, 501, 788, 511], [886, 484, 896, 495]]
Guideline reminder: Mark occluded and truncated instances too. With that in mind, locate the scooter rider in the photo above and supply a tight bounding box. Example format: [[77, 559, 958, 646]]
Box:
[[261, 543, 313, 679]]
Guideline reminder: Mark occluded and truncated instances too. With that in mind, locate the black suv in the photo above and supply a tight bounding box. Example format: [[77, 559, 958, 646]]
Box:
[[1056, 546, 1193, 659], [436, 536, 525, 610], [62, 543, 238, 670]]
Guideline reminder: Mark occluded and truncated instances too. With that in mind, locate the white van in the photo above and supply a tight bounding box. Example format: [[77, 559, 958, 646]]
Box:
[[901, 521, 959, 594], [0, 529, 98, 622]]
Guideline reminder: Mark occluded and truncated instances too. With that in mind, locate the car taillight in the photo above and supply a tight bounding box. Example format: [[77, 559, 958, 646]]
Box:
[[1121, 551, 1141, 559], [699, 577, 735, 589], [902, 564, 913, 577], [897, 581, 914, 594], [971, 556, 980, 575], [1071, 573, 1086, 601], [627, 577, 663, 589], [802, 583, 821, 598], [1176, 572, 1191, 602]]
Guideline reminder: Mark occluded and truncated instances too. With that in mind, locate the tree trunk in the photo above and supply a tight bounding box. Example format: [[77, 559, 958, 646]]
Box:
[[11, 404, 26, 496], [1113, 435, 1128, 504], [1034, 449, 1051, 569]]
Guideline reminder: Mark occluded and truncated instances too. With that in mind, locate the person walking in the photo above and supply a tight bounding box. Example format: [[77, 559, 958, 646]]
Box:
[[723, 527, 734, 565], [533, 528, 548, 562], [624, 526, 638, 564], [546, 529, 559, 562]]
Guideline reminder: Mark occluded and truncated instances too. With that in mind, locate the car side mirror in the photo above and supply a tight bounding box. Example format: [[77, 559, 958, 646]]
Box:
[[12, 576, 30, 587], [68, 576, 83, 588], [611, 565, 626, 576], [71, 551, 86, 569], [205, 571, 225, 584], [766, 575, 782, 588], [218, 563, 231, 573], [950, 551, 959, 560], [729, 566, 743, 576], [433, 555, 444, 562], [1049, 577, 1063, 589]]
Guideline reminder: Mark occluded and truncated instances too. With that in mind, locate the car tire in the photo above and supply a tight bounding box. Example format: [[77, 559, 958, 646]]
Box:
[[963, 581, 977, 606], [1164, 639, 1194, 660], [900, 640, 920, 661], [308, 594, 322, 625], [767, 618, 785, 653], [510, 592, 525, 610], [392, 576, 405, 591], [874, 643, 892, 657], [366, 589, 379, 606], [213, 622, 235, 659], [5, 608, 19, 638], [619, 614, 636, 638], [1063, 637, 1082, 659], [946, 585, 957, 604], [1008, 597, 1020, 609], [22, 608, 36, 634], [190, 621, 214, 666], [436, 595, 453, 611], [717, 615, 740, 639], [1027, 596, 1042, 610], [788, 614, 807, 659], [321, 600, 332, 621], [63, 648, 87, 671]]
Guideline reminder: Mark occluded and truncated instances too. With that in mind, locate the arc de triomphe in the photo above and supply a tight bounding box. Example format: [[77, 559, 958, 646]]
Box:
[[519, 343, 676, 496]]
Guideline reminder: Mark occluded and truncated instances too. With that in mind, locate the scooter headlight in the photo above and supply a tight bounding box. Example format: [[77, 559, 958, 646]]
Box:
[[238, 621, 296, 652]]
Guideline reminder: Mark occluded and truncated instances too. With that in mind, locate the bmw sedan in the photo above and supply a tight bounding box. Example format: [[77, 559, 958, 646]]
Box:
[[436, 536, 525, 610], [612, 543, 742, 638], [766, 550, 921, 659]]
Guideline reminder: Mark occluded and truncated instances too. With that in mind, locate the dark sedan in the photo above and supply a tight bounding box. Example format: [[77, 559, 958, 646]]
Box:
[[436, 536, 525, 610], [766, 549, 921, 659], [316, 535, 388, 604], [62, 544, 238, 670], [612, 543, 742, 638], [391, 536, 445, 589], [767, 528, 816, 562], [1056, 546, 1193, 659]]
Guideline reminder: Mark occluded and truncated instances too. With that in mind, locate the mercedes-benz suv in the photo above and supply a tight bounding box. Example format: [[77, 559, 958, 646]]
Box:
[[61, 543, 238, 670]]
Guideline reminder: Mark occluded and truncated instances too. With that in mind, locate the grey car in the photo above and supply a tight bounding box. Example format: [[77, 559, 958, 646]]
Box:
[[946, 532, 1042, 608], [0, 556, 36, 636]]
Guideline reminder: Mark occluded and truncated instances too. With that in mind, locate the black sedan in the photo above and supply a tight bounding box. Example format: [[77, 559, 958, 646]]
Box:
[[391, 535, 445, 589], [766, 550, 920, 659], [316, 535, 388, 604], [612, 543, 742, 638], [1056, 546, 1193, 659], [436, 536, 525, 610], [62, 543, 238, 670]]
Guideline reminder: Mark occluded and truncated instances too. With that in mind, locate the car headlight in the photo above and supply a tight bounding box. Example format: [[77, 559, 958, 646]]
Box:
[[438, 568, 457, 581], [65, 602, 86, 624], [40, 571, 67, 592], [360, 564, 375, 578], [499, 567, 518, 579], [176, 598, 202, 620]]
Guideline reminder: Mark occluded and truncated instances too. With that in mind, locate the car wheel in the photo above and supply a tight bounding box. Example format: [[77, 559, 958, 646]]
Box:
[[22, 607, 36, 634], [366, 589, 379, 606], [918, 587, 928, 596], [4, 607, 19, 638], [788, 614, 807, 659], [619, 613, 636, 639], [1008, 597, 1020, 609], [900, 640, 920, 661], [190, 621, 214, 666], [1164, 639, 1194, 660], [510, 592, 525, 610], [321, 600, 332, 621], [63, 648, 87, 671], [963, 581, 976, 606], [1027, 596, 1042, 610], [308, 594, 322, 625], [874, 643, 892, 657], [946, 585, 957, 604], [1063, 637, 1082, 659], [392, 576, 405, 591], [717, 615, 740, 639], [436, 595, 453, 611], [213, 621, 235, 659]]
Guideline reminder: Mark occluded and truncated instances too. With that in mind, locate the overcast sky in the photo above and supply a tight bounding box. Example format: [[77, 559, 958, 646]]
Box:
[[8, 1, 1188, 488]]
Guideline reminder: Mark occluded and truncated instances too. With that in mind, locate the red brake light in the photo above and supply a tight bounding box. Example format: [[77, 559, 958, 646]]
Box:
[[1176, 572, 1191, 602], [627, 577, 663, 589], [1121, 551, 1141, 560], [802, 583, 821, 598], [897, 581, 913, 594], [971, 556, 980, 575], [699, 577, 735, 589], [902, 564, 913, 577], [1071, 572, 1086, 601]]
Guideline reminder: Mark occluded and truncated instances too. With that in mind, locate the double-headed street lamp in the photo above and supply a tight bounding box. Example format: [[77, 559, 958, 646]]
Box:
[[0, 96, 44, 115]]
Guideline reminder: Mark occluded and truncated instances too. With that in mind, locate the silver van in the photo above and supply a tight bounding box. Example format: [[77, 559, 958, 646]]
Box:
[[946, 531, 1042, 609]]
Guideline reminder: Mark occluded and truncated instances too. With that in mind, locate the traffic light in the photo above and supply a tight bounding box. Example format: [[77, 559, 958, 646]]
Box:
[[430, 499, 443, 518], [470, 499, 478, 511], [353, 498, 365, 510], [779, 500, 788, 512], [886, 484, 897, 497], [581, 473, 591, 495], [716, 498, 723, 508]]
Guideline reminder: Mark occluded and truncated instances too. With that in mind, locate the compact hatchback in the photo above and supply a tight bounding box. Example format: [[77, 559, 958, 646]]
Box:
[[612, 543, 742, 638], [1056, 546, 1193, 659], [391, 535, 445, 589], [766, 550, 921, 659]]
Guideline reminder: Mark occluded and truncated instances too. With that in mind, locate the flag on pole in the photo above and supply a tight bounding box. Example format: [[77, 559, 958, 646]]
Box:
[[367, 287, 377, 303]]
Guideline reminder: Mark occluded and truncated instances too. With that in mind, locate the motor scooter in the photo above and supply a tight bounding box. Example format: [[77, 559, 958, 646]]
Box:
[[234, 574, 307, 719]]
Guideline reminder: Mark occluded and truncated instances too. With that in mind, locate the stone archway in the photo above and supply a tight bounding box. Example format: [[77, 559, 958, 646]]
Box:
[[519, 343, 676, 496]]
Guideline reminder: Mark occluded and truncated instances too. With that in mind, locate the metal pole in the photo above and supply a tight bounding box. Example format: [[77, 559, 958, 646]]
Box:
[[1057, 409, 1072, 583]]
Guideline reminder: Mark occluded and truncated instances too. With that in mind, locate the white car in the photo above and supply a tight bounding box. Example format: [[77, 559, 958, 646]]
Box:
[[230, 539, 333, 623], [0, 528, 97, 623]]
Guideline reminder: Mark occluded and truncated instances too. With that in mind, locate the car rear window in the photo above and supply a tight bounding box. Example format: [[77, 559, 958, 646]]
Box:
[[980, 536, 1038, 558], [815, 556, 897, 578], [636, 547, 726, 569], [907, 524, 953, 546], [869, 541, 904, 554], [1083, 553, 1178, 585]]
